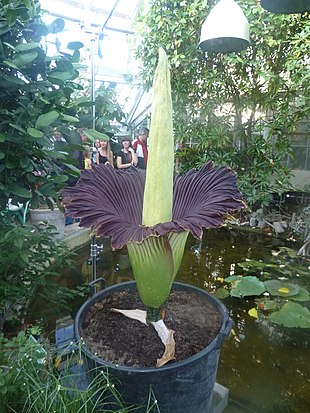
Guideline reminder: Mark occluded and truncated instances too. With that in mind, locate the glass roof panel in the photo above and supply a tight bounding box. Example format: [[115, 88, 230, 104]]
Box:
[[40, 0, 148, 130]]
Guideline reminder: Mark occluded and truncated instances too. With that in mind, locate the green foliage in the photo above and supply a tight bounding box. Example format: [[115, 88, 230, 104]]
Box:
[[0, 331, 46, 410], [268, 302, 310, 328], [223, 248, 310, 328], [74, 82, 125, 135], [0, 0, 85, 210], [224, 275, 266, 298], [0, 332, 160, 413], [0, 219, 75, 331], [264, 279, 300, 297], [134, 0, 310, 208]]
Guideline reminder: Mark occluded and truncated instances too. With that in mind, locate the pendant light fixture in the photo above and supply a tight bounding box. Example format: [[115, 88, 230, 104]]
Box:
[[199, 0, 250, 54], [260, 0, 310, 14]]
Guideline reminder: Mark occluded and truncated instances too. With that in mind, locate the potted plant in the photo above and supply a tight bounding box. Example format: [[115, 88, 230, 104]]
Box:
[[62, 48, 243, 413]]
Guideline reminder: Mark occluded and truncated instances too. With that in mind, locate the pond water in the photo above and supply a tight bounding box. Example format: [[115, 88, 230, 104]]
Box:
[[41, 227, 310, 413]]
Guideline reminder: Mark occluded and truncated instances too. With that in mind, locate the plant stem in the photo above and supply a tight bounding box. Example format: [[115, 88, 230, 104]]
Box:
[[146, 306, 162, 323]]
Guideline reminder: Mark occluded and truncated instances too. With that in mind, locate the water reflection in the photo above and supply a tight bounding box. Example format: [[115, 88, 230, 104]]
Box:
[[58, 227, 310, 413]]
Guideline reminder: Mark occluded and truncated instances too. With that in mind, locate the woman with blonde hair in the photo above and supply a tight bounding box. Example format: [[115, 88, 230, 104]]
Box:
[[96, 140, 114, 166]]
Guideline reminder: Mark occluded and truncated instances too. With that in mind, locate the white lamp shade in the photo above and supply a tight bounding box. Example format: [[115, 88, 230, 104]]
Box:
[[261, 0, 310, 14], [199, 0, 250, 53]]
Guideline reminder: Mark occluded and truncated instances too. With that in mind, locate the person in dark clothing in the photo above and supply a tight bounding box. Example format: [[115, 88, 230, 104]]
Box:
[[116, 137, 138, 169], [96, 140, 114, 166]]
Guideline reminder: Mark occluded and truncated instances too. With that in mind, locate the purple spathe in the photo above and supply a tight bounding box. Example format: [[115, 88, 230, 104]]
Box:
[[61, 161, 243, 250]]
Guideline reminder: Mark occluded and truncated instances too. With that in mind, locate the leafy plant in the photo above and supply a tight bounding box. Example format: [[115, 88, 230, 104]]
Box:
[[74, 82, 125, 135], [0, 220, 75, 332], [0, 0, 86, 211], [0, 332, 160, 413], [134, 0, 309, 208]]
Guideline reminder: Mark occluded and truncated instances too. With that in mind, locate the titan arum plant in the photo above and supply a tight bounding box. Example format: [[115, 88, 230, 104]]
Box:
[[62, 48, 243, 365]]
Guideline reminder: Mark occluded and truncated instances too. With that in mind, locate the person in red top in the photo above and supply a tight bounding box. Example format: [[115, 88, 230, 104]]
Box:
[[132, 127, 149, 169]]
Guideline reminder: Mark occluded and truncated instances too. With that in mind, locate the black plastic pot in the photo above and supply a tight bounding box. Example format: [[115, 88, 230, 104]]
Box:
[[74, 281, 232, 413]]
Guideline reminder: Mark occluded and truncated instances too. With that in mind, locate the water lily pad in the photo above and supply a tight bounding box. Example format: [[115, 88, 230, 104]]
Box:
[[268, 302, 310, 328], [215, 288, 230, 299], [224, 275, 242, 282], [255, 298, 278, 311], [290, 287, 310, 302], [263, 300, 278, 310], [265, 280, 299, 297], [229, 276, 266, 298]]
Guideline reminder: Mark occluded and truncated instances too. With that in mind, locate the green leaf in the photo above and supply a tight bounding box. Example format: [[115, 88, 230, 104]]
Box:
[[20, 157, 30, 168], [15, 42, 40, 52], [9, 185, 32, 199], [35, 110, 59, 129], [47, 71, 74, 83], [265, 280, 300, 297], [71, 50, 81, 63], [62, 163, 80, 175], [0, 25, 10, 37], [0, 74, 25, 85], [67, 41, 84, 50], [83, 129, 110, 141], [229, 276, 266, 298], [290, 287, 310, 302], [20, 251, 29, 264], [46, 18, 65, 34], [9, 123, 27, 134], [60, 114, 79, 123], [3, 60, 19, 70], [268, 302, 310, 328], [0, 133, 7, 142], [263, 300, 278, 310], [13, 51, 38, 66], [5, 159, 18, 169], [13, 236, 23, 249], [225, 275, 243, 282], [27, 127, 44, 138], [52, 175, 68, 184], [215, 288, 230, 299]]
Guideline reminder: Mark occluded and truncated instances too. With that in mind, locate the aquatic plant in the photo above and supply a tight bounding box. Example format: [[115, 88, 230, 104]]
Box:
[[220, 248, 310, 328]]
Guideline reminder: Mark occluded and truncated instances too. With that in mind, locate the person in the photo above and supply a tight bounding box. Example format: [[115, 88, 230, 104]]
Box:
[[96, 140, 114, 166], [132, 127, 149, 169], [84, 145, 92, 170], [91, 139, 100, 164], [116, 137, 138, 170]]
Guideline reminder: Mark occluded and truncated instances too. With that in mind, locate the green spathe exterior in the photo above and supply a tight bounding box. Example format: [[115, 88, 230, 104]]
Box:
[[142, 47, 174, 227]]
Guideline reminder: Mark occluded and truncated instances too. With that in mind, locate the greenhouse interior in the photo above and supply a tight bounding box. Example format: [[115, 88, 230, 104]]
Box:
[[0, 1, 309, 413]]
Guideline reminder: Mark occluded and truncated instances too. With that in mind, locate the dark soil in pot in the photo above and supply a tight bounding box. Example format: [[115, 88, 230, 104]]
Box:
[[81, 289, 222, 367]]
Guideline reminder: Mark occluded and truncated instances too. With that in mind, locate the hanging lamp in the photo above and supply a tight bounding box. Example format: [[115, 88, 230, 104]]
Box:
[[260, 0, 310, 14], [199, 0, 250, 53]]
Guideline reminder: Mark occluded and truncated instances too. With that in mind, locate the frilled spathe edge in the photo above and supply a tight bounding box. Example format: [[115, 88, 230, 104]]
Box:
[[61, 162, 243, 249]]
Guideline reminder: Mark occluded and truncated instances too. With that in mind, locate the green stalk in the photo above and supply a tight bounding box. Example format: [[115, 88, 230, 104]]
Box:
[[142, 48, 174, 226], [146, 306, 162, 323]]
